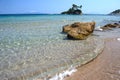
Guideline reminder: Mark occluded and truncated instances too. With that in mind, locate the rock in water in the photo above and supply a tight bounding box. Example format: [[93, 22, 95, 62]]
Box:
[[101, 22, 120, 31], [62, 24, 72, 33], [62, 23, 81, 33], [62, 22, 95, 40]]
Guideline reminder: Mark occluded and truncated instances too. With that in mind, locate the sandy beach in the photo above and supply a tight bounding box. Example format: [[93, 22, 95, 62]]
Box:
[[65, 38, 120, 80]]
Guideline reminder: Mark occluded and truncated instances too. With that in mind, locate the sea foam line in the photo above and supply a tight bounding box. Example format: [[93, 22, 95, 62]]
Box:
[[117, 38, 120, 41], [49, 66, 77, 80]]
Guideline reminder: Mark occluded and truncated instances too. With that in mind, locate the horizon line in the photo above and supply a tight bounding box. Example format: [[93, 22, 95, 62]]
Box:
[[0, 13, 108, 15]]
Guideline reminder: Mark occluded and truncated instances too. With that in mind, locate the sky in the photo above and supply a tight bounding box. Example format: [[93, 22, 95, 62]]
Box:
[[0, 0, 120, 14]]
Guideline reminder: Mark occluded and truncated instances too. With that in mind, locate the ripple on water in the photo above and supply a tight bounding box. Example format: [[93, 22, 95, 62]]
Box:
[[0, 19, 106, 80], [0, 35, 104, 80]]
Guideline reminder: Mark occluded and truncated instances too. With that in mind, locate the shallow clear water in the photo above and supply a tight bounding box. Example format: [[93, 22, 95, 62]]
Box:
[[0, 14, 120, 80]]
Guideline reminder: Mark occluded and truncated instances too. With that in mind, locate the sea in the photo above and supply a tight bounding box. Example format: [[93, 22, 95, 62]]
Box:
[[0, 14, 120, 80]]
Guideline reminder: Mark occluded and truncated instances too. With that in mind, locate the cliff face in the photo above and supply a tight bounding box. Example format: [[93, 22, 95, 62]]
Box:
[[61, 4, 82, 15], [109, 9, 120, 15]]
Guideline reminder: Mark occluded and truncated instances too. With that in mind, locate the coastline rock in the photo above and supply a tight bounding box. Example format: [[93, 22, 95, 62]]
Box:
[[62, 22, 95, 40], [62, 25, 72, 33], [101, 22, 120, 31], [62, 22, 82, 33]]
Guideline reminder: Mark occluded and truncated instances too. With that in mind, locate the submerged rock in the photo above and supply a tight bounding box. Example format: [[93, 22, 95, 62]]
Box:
[[62, 22, 95, 40]]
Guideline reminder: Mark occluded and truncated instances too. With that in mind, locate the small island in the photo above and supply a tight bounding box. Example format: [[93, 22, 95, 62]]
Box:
[[61, 4, 82, 15], [109, 9, 120, 15]]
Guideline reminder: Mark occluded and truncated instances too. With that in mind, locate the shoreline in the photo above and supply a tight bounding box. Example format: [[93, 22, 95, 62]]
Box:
[[65, 37, 120, 80], [37, 26, 120, 80], [36, 36, 104, 80]]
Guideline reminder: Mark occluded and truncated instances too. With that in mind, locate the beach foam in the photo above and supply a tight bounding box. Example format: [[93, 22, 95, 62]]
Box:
[[117, 38, 120, 41], [95, 26, 103, 31], [49, 66, 77, 80], [1, 14, 119, 80]]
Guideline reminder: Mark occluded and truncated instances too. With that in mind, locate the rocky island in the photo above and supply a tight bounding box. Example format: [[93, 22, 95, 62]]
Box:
[[61, 4, 82, 15]]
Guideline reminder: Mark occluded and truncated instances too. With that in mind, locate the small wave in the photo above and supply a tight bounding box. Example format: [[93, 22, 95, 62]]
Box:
[[117, 38, 120, 41], [49, 66, 77, 80], [95, 26, 103, 31]]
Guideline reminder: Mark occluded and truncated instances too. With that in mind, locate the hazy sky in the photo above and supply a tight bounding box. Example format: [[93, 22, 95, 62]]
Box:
[[0, 0, 119, 14]]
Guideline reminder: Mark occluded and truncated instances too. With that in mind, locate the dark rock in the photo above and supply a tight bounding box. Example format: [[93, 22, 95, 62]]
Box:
[[61, 4, 82, 15], [100, 26, 112, 31], [103, 24, 116, 28], [61, 9, 82, 15], [62, 22, 95, 40], [101, 22, 120, 31], [114, 23, 120, 28]]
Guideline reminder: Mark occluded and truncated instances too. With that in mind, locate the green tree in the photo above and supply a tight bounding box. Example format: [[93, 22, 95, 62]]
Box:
[[61, 4, 82, 15], [72, 4, 82, 10]]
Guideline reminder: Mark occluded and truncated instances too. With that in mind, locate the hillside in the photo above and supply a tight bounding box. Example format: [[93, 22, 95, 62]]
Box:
[[109, 9, 120, 15]]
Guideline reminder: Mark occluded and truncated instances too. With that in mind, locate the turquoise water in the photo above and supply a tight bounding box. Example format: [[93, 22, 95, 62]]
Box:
[[0, 14, 120, 80]]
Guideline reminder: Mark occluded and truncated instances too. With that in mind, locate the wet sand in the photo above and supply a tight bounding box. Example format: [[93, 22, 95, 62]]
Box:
[[65, 38, 120, 80]]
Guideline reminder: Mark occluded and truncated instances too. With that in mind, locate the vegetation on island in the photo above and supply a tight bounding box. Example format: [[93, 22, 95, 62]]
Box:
[[61, 4, 82, 15], [109, 9, 120, 15]]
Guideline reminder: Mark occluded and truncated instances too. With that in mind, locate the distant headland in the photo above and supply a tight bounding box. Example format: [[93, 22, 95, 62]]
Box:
[[61, 4, 82, 15], [109, 9, 120, 15]]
